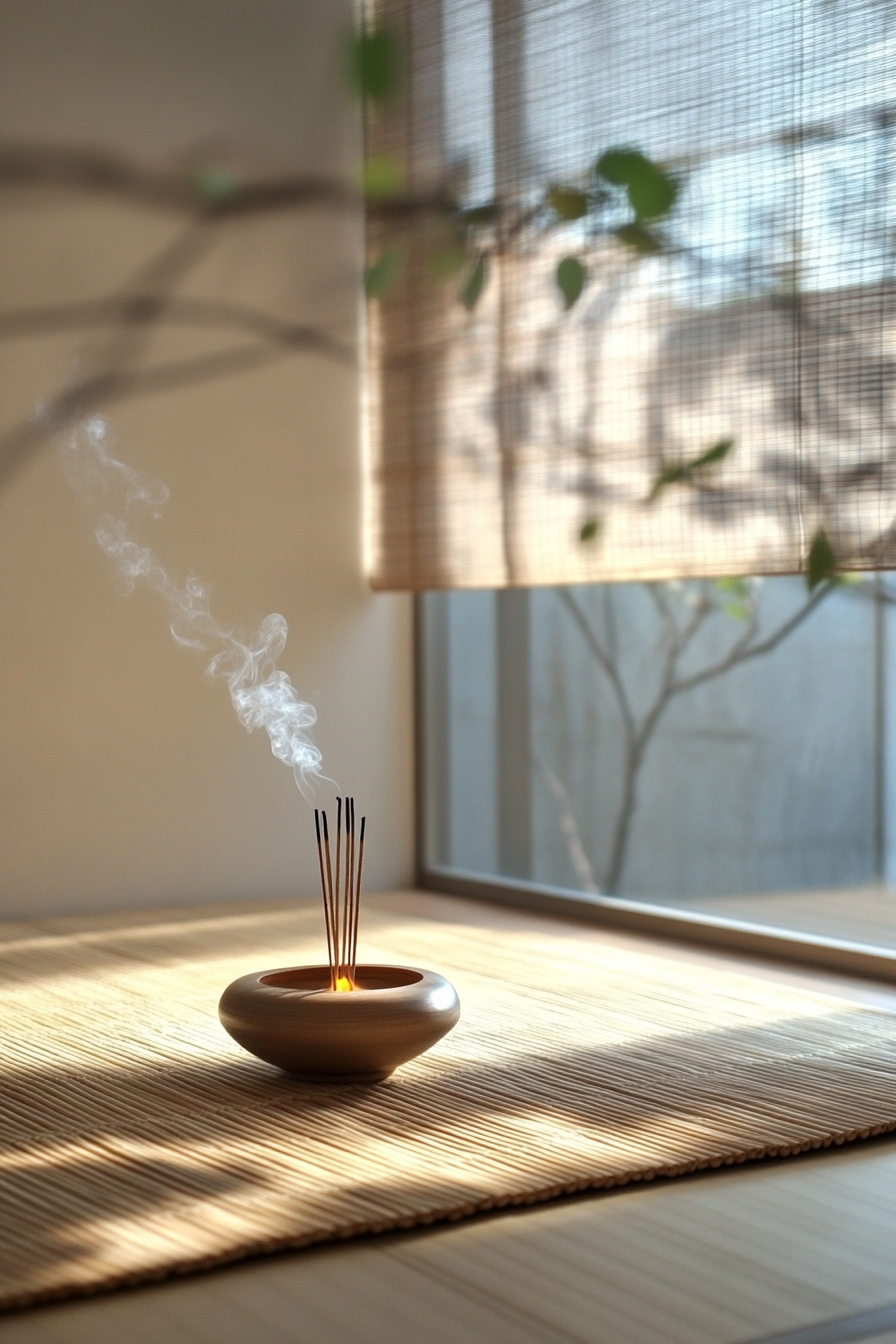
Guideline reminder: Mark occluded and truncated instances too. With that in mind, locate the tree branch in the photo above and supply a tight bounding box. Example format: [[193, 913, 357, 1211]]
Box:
[[645, 581, 677, 653], [0, 295, 355, 347], [670, 583, 831, 696], [535, 758, 599, 893], [561, 577, 832, 894], [558, 587, 636, 743], [0, 329, 353, 492], [0, 139, 461, 224], [674, 584, 714, 657], [85, 223, 216, 386], [0, 140, 360, 218]]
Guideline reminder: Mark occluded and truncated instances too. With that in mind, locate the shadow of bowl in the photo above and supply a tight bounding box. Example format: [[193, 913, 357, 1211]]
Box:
[[218, 964, 461, 1082]]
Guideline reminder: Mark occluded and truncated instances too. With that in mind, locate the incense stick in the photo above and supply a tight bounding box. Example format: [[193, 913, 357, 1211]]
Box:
[[314, 800, 366, 991], [334, 797, 343, 982], [311, 795, 368, 989], [314, 809, 335, 986], [321, 810, 336, 991], [350, 815, 365, 981], [342, 797, 354, 980]]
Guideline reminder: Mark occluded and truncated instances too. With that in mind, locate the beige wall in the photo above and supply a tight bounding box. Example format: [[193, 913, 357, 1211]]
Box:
[[0, 1, 415, 915]]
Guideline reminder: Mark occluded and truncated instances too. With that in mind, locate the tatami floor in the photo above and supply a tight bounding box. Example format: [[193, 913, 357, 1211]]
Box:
[[3, 896, 896, 1344]]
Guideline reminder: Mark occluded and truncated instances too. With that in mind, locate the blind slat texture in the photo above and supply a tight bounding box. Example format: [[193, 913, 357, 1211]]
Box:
[[366, 0, 896, 590]]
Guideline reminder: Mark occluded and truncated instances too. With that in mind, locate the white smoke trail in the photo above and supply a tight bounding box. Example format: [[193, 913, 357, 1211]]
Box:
[[60, 415, 324, 795]]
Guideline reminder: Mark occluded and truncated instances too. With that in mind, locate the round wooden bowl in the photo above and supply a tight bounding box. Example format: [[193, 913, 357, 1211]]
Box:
[[218, 964, 460, 1082]]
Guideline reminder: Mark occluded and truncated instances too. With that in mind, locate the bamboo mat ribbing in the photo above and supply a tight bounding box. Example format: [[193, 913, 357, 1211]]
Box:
[[2, 895, 896, 1312]]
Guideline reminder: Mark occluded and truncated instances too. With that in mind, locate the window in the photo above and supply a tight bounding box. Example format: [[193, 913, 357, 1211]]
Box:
[[367, 0, 896, 968], [420, 579, 896, 961]]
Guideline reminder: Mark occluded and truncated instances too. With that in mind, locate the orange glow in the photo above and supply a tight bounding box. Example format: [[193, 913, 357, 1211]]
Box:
[[335, 976, 353, 993]]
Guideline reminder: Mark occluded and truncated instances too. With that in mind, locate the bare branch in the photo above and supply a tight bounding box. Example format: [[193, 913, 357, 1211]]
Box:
[[675, 584, 713, 657], [0, 294, 355, 347], [646, 582, 676, 647], [558, 587, 636, 742], [643, 588, 681, 736], [0, 139, 464, 225], [85, 223, 216, 386], [0, 329, 353, 493], [0, 140, 202, 212], [536, 759, 599, 893], [847, 578, 896, 606], [670, 583, 830, 696], [0, 141, 465, 488], [0, 198, 353, 492], [603, 586, 618, 664], [560, 577, 832, 894], [0, 140, 360, 218]]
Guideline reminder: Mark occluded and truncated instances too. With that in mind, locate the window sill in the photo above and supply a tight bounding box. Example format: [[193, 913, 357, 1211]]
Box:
[[421, 866, 896, 985]]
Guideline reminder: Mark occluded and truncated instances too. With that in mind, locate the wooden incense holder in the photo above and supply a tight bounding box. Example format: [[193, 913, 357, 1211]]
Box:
[[218, 963, 460, 1082]]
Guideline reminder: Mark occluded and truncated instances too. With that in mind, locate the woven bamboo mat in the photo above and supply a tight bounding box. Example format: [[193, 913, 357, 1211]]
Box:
[[3, 894, 896, 1312]]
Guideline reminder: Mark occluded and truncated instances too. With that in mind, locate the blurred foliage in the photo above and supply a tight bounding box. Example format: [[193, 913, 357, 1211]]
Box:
[[354, 13, 683, 316], [365, 248, 404, 298], [714, 576, 750, 600], [596, 147, 679, 220], [428, 241, 469, 278], [807, 527, 838, 589], [612, 220, 663, 254], [721, 599, 753, 620], [350, 26, 774, 599], [349, 22, 403, 104], [459, 254, 488, 311], [548, 185, 589, 221], [648, 438, 734, 503], [595, 147, 646, 187], [717, 583, 753, 619], [556, 255, 587, 310], [362, 153, 404, 200]]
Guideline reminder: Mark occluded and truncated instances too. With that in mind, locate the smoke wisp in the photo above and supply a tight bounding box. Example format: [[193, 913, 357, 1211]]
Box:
[[61, 416, 324, 795]]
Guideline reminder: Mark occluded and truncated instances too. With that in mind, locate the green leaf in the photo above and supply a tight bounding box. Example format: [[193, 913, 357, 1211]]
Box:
[[722, 600, 751, 621], [596, 147, 678, 220], [626, 161, 678, 220], [579, 516, 603, 544], [556, 255, 586, 310], [613, 222, 663, 255], [596, 147, 646, 187], [428, 243, 469, 278], [806, 528, 837, 590], [548, 186, 588, 221], [692, 437, 734, 470], [195, 165, 240, 205], [715, 576, 748, 598], [365, 248, 404, 298], [648, 438, 736, 502], [647, 462, 688, 501], [362, 153, 404, 200], [459, 254, 488, 311], [349, 23, 403, 104]]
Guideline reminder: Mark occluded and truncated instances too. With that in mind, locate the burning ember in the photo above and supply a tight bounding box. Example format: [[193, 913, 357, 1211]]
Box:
[[314, 798, 366, 992]]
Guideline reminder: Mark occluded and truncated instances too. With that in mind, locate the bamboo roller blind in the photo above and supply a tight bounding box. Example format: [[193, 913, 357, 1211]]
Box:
[[365, 0, 896, 591]]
